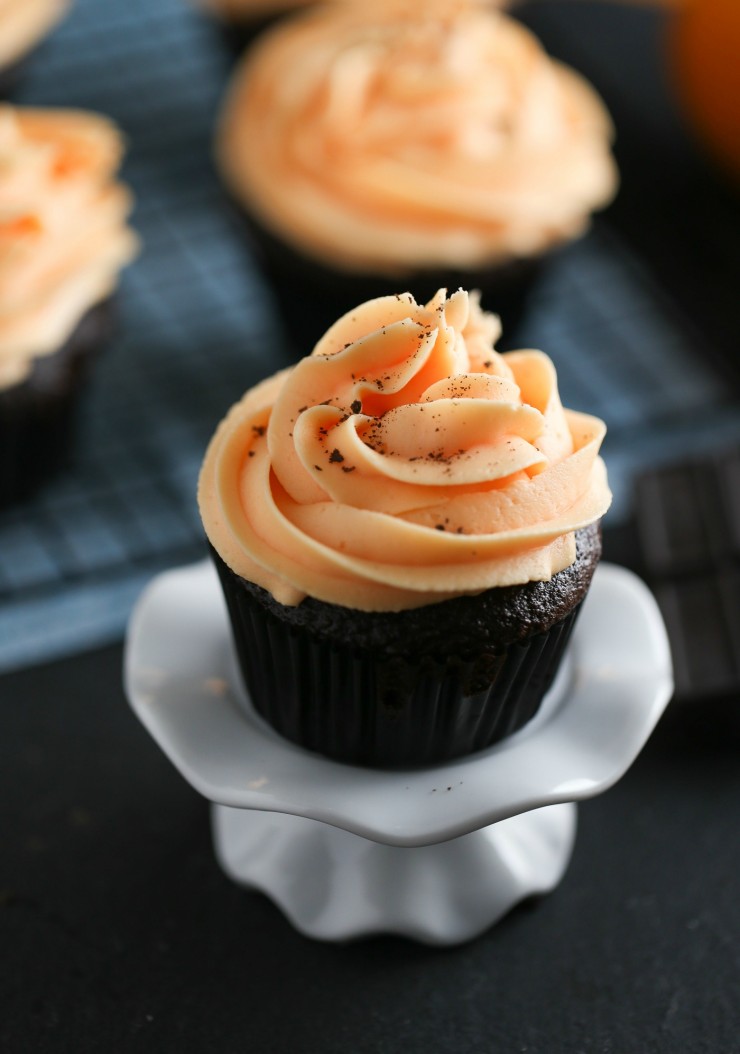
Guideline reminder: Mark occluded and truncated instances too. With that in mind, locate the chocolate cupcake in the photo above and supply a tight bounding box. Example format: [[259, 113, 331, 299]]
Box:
[[215, 0, 618, 355], [199, 288, 611, 767], [0, 106, 139, 508], [0, 1, 68, 97]]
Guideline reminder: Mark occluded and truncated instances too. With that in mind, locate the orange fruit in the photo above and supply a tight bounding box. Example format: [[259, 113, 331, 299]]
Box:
[[670, 0, 740, 178]]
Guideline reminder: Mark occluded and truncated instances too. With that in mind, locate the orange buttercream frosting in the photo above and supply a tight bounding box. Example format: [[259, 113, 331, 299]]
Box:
[[199, 289, 611, 611], [0, 106, 139, 390], [0, 0, 68, 68], [217, 0, 618, 275]]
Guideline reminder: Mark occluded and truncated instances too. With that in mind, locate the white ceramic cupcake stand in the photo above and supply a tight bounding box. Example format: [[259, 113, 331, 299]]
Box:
[[125, 561, 672, 946]]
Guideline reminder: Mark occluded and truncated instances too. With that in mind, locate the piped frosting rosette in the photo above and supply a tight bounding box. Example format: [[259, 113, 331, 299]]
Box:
[[217, 0, 618, 274], [0, 106, 139, 389], [200, 289, 611, 612]]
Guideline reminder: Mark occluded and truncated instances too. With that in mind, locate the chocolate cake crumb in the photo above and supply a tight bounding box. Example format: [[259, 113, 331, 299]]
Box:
[[213, 519, 601, 664]]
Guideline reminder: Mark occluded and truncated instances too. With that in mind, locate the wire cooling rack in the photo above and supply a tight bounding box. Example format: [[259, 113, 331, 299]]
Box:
[[1, 0, 739, 673]]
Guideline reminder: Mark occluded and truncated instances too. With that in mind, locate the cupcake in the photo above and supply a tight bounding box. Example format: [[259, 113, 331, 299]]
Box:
[[0, 1, 68, 97], [216, 0, 618, 355], [0, 106, 139, 507], [199, 288, 611, 767]]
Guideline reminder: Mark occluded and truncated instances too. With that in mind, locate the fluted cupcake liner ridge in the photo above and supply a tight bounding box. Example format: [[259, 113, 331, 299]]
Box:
[[213, 548, 582, 768]]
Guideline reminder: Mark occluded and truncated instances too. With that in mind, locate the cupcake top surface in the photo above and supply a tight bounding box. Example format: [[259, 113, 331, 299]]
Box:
[[0, 106, 139, 390], [199, 288, 611, 612], [0, 0, 68, 68], [216, 0, 618, 275]]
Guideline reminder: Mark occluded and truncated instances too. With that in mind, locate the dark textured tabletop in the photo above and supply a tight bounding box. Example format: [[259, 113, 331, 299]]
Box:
[[2, 3, 740, 1052], [2, 631, 739, 1053]]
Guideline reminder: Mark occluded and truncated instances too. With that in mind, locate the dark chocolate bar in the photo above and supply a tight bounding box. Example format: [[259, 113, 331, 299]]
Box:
[[655, 570, 740, 700], [632, 446, 740, 703], [634, 448, 740, 578]]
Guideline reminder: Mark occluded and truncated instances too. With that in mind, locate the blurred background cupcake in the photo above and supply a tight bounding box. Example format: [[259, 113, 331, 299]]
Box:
[[0, 106, 139, 508], [0, 0, 69, 97], [216, 0, 618, 355]]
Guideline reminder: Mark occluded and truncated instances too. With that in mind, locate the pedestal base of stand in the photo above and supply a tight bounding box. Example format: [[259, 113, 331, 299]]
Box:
[[212, 801, 577, 945]]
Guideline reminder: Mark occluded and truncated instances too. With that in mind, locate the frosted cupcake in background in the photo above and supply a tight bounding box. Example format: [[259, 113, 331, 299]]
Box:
[[0, 107, 139, 508], [216, 0, 618, 355], [0, 1, 69, 97], [199, 287, 611, 767]]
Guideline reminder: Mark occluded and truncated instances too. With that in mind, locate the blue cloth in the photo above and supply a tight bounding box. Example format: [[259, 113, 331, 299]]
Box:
[[1, 0, 739, 673]]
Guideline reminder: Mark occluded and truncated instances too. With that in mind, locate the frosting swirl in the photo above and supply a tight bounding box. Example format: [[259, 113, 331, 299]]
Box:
[[217, 0, 618, 274], [0, 106, 139, 390], [0, 1, 68, 68], [199, 289, 611, 611]]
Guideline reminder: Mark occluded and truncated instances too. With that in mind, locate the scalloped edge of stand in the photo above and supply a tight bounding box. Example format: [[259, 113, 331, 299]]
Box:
[[125, 561, 673, 847]]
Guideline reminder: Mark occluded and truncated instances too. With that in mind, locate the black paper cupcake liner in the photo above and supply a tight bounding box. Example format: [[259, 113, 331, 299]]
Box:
[[213, 549, 583, 768], [216, 14, 289, 58], [0, 56, 29, 99], [235, 205, 544, 358], [0, 299, 114, 509]]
